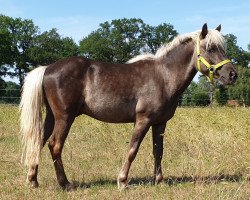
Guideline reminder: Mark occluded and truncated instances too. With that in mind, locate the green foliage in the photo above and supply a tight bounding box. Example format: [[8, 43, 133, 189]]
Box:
[[79, 18, 178, 63], [225, 34, 249, 67], [141, 23, 177, 54], [0, 15, 79, 85], [0, 29, 12, 67], [80, 30, 113, 62], [0, 78, 6, 98], [191, 91, 210, 106], [215, 85, 228, 106], [181, 78, 211, 106], [0, 81, 20, 104], [181, 82, 197, 106], [28, 28, 79, 66], [0, 15, 38, 85], [1, 14, 250, 105], [227, 66, 250, 106], [80, 18, 145, 63]]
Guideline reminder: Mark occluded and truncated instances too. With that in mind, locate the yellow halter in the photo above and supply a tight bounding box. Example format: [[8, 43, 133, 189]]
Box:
[[196, 37, 231, 82]]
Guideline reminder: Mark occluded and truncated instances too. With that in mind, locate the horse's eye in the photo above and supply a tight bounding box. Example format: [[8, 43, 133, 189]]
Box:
[[208, 48, 216, 53]]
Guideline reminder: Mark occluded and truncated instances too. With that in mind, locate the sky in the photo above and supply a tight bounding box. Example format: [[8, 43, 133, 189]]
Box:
[[1, 0, 250, 83], [1, 0, 249, 50]]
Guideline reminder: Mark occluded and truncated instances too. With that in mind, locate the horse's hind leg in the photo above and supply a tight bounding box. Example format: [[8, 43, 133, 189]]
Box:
[[27, 165, 39, 188], [27, 108, 54, 188], [152, 123, 166, 184], [48, 114, 75, 191]]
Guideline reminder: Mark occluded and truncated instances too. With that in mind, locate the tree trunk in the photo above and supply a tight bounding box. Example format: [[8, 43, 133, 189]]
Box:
[[18, 67, 24, 87]]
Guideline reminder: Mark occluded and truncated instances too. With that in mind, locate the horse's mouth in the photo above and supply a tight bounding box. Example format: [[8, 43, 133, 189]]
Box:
[[218, 76, 236, 85]]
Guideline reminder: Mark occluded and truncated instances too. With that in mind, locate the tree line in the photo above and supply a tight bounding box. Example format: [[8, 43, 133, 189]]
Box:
[[0, 15, 249, 105]]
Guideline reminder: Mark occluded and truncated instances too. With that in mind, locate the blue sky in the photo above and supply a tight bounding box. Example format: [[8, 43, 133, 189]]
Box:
[[1, 0, 249, 50]]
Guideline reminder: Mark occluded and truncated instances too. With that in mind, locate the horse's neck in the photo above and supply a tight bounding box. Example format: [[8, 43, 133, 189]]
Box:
[[160, 42, 197, 96]]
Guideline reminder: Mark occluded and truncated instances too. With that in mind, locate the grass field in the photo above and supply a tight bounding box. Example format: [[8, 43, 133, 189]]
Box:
[[0, 105, 249, 199]]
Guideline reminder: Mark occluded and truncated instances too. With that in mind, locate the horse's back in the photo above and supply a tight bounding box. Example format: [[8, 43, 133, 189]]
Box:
[[44, 56, 89, 79]]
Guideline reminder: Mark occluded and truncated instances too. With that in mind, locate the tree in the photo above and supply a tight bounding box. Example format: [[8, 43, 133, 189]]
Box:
[[80, 18, 146, 63], [3, 81, 20, 104], [215, 85, 228, 105], [0, 77, 6, 100], [227, 66, 250, 106], [0, 80, 20, 104], [192, 91, 210, 106], [28, 28, 79, 66], [141, 23, 178, 54], [79, 18, 178, 63], [0, 28, 12, 76], [181, 77, 212, 106], [181, 81, 197, 106], [0, 15, 79, 86], [225, 34, 249, 68], [79, 30, 113, 62], [0, 15, 39, 86]]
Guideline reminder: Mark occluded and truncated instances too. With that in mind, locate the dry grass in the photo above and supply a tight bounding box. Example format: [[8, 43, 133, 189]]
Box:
[[0, 105, 249, 199]]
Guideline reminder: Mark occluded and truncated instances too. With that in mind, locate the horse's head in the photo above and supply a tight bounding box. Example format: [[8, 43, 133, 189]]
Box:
[[196, 23, 237, 85]]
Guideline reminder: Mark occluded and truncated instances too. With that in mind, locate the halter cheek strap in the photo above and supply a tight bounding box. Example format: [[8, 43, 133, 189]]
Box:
[[196, 37, 231, 82]]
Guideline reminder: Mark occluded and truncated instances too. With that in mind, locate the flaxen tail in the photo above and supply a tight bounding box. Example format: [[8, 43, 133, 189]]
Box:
[[19, 66, 48, 167]]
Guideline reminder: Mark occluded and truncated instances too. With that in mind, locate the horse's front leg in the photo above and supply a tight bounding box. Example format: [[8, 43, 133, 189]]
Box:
[[152, 123, 166, 184], [117, 116, 150, 190]]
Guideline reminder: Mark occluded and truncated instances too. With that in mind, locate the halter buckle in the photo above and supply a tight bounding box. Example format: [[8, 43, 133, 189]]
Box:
[[209, 66, 215, 72]]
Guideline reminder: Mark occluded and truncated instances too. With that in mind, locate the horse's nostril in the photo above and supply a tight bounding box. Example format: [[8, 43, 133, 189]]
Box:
[[229, 71, 237, 81]]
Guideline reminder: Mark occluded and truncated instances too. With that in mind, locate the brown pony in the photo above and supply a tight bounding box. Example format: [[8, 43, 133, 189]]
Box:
[[20, 24, 237, 190]]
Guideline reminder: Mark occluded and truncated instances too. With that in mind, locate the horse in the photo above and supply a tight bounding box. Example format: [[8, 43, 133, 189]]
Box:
[[19, 23, 237, 191]]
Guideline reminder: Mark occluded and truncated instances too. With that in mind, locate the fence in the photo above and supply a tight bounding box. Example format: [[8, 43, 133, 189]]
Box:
[[0, 89, 20, 104], [0, 89, 249, 106]]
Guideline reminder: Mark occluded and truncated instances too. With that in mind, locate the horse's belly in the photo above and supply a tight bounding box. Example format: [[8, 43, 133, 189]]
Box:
[[83, 97, 136, 123]]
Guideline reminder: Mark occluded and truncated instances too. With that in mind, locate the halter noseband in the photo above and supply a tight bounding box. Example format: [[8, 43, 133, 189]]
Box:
[[196, 37, 231, 82]]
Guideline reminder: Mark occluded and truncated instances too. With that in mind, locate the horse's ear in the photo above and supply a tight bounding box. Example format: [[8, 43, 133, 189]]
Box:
[[200, 23, 208, 39], [215, 24, 221, 32]]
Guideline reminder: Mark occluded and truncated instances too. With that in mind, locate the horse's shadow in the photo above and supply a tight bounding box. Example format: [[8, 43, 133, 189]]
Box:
[[72, 173, 244, 189]]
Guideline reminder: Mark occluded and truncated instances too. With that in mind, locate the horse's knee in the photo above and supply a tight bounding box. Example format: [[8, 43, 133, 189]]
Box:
[[48, 138, 54, 151]]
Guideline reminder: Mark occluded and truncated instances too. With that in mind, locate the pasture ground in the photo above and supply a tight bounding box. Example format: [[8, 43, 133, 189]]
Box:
[[0, 105, 249, 199]]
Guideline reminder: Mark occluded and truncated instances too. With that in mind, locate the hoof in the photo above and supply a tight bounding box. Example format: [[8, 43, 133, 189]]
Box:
[[155, 174, 163, 185], [63, 183, 77, 192], [117, 178, 128, 191], [28, 180, 39, 188]]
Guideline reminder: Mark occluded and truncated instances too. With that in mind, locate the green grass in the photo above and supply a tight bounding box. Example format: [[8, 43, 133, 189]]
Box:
[[0, 105, 249, 199]]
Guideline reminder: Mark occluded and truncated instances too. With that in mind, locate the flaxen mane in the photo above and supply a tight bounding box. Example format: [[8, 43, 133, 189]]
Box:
[[127, 29, 226, 63]]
